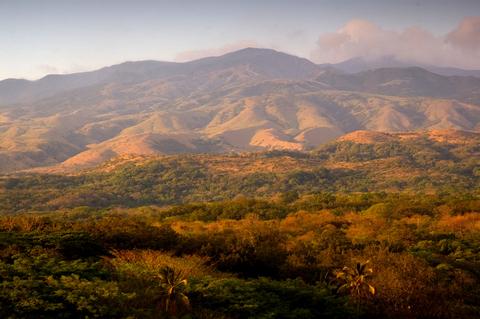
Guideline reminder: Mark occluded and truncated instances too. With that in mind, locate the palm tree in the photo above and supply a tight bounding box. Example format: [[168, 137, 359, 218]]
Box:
[[336, 260, 376, 315], [336, 260, 376, 297], [157, 266, 190, 317]]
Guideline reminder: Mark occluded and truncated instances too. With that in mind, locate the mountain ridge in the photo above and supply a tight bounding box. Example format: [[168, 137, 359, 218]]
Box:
[[326, 55, 480, 78], [0, 48, 479, 172], [0, 48, 322, 105]]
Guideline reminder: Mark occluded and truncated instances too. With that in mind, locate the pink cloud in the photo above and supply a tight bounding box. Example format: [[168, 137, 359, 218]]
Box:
[[446, 16, 480, 52], [311, 17, 480, 69], [174, 41, 259, 62]]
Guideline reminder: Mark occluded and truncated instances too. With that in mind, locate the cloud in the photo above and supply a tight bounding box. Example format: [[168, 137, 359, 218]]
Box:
[[311, 17, 480, 69], [446, 16, 480, 52], [174, 40, 259, 62]]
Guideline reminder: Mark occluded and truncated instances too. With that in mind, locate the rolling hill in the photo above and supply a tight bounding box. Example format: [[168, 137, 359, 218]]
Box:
[[0, 48, 479, 172], [1, 128, 478, 213]]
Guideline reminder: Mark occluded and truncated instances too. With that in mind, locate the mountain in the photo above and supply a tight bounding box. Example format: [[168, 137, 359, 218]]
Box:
[[0, 48, 479, 172], [329, 56, 480, 78], [316, 66, 480, 104], [3, 129, 479, 212], [0, 48, 321, 106], [0, 61, 181, 105]]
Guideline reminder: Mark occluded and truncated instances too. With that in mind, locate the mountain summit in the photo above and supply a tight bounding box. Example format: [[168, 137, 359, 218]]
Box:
[[0, 48, 479, 172]]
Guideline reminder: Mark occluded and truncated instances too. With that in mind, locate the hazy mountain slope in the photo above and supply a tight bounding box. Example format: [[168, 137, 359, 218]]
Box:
[[0, 61, 183, 105], [317, 67, 480, 104], [0, 48, 322, 106], [329, 56, 480, 77], [0, 48, 479, 172], [2, 86, 480, 171], [17, 88, 476, 171]]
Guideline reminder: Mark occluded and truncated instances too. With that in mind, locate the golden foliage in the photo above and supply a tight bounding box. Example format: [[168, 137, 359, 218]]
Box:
[[108, 250, 215, 279], [434, 212, 480, 235]]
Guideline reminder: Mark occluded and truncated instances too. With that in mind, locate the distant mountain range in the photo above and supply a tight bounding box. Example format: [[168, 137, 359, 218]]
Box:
[[0, 48, 479, 172], [324, 55, 480, 77]]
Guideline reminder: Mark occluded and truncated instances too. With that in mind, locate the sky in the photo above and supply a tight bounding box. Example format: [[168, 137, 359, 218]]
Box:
[[1, 0, 480, 80]]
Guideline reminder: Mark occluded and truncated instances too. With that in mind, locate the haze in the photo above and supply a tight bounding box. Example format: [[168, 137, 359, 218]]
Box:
[[1, 0, 480, 80]]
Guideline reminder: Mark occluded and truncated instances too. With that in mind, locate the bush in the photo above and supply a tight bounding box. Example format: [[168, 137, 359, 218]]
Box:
[[189, 277, 350, 319]]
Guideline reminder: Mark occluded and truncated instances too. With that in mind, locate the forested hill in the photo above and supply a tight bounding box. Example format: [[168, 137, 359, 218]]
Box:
[[0, 129, 478, 213]]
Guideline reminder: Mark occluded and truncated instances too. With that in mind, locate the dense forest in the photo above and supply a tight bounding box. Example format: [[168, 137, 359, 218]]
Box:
[[0, 134, 479, 318], [1, 193, 479, 318]]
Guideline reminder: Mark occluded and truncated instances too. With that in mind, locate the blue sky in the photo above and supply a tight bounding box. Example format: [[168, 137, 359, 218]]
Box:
[[1, 0, 480, 80]]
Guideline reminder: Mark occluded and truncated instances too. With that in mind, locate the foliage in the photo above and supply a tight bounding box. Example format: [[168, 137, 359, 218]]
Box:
[[188, 277, 350, 319], [0, 192, 479, 318], [0, 138, 478, 213]]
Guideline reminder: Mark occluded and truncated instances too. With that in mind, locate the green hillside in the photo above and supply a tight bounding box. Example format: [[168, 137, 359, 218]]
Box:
[[1, 130, 478, 213]]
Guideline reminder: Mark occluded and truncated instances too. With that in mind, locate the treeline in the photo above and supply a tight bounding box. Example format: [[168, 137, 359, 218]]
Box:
[[0, 193, 479, 318]]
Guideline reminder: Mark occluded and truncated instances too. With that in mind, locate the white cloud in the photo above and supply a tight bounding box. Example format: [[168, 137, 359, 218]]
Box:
[[311, 17, 480, 69]]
